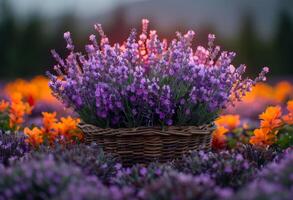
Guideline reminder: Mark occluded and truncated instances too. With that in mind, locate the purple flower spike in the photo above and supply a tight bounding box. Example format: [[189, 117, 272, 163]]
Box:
[[48, 19, 269, 128]]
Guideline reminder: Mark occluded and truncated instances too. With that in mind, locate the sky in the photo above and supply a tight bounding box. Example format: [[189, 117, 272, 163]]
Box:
[[6, 0, 293, 39], [9, 0, 144, 17]]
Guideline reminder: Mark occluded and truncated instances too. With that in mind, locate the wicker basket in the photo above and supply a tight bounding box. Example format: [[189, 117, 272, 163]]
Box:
[[78, 123, 215, 166]]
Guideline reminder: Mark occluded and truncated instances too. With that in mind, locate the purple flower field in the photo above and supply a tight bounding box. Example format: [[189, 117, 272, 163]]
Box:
[[0, 135, 292, 199]]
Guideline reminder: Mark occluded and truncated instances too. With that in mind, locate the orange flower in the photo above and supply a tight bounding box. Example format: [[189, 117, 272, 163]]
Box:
[[215, 115, 240, 131], [250, 128, 276, 148], [24, 102, 33, 115], [212, 126, 228, 149], [24, 127, 43, 147], [242, 83, 274, 103], [287, 100, 293, 113], [40, 112, 59, 144], [24, 112, 82, 147], [0, 100, 9, 112], [5, 79, 37, 106], [42, 112, 57, 131], [9, 93, 26, 130], [4, 76, 58, 106], [283, 100, 293, 125], [30, 76, 58, 103], [8, 93, 32, 130], [274, 81, 293, 103], [259, 106, 283, 132], [242, 82, 293, 104], [55, 117, 83, 142]]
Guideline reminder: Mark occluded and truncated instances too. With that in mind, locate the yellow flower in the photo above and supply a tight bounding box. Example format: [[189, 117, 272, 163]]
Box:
[[259, 106, 283, 132], [215, 114, 240, 131], [24, 127, 43, 147], [0, 100, 9, 112]]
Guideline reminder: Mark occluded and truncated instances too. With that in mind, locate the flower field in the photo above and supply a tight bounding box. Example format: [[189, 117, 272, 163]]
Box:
[[0, 18, 292, 200]]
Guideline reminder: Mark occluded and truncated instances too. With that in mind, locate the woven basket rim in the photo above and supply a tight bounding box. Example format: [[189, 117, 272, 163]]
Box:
[[78, 122, 215, 137], [78, 122, 215, 129]]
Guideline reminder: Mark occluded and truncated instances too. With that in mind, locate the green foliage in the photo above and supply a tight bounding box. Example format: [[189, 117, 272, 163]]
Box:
[[176, 103, 219, 126], [0, 109, 10, 131], [276, 125, 293, 149], [226, 128, 251, 149]]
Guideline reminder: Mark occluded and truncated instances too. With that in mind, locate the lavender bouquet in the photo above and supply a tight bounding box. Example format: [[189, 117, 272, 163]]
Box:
[[48, 19, 268, 128]]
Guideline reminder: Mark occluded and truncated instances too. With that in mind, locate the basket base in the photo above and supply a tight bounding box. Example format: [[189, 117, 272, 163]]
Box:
[[79, 123, 214, 166], [85, 135, 212, 166]]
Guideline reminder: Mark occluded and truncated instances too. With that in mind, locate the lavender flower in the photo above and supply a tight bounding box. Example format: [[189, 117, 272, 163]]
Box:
[[140, 172, 233, 200], [112, 162, 172, 189], [0, 133, 30, 166], [25, 143, 119, 184], [256, 149, 293, 188], [232, 149, 293, 200], [232, 180, 292, 200], [235, 144, 279, 168], [56, 177, 136, 200], [173, 149, 256, 188], [0, 153, 135, 200], [0, 155, 88, 200], [48, 19, 269, 128], [0, 139, 290, 199]]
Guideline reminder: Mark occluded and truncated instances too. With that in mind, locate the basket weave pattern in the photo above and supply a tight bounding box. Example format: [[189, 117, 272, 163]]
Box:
[[78, 123, 214, 166]]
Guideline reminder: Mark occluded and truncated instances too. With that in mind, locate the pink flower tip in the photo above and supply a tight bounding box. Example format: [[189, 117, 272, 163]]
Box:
[[64, 31, 71, 39], [89, 34, 96, 40], [187, 30, 195, 36], [208, 34, 216, 40], [142, 19, 149, 24], [263, 67, 269, 73]]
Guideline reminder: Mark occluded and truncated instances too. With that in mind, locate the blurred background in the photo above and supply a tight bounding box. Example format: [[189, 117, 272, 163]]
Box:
[[0, 0, 293, 80]]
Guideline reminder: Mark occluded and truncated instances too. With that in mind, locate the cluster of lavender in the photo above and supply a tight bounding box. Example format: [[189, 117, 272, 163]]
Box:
[[0, 155, 87, 199], [235, 144, 279, 168], [0, 138, 291, 200], [232, 149, 293, 200], [111, 145, 280, 191], [26, 143, 119, 183], [173, 149, 256, 188], [0, 133, 30, 166], [48, 19, 269, 128], [112, 149, 258, 190], [112, 162, 172, 189], [232, 180, 292, 200], [0, 155, 136, 200], [140, 172, 233, 200], [58, 181, 136, 200], [256, 149, 293, 189]]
